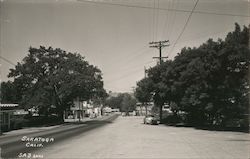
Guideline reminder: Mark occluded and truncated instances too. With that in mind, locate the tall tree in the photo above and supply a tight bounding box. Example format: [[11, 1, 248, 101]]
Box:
[[135, 77, 154, 115], [147, 61, 173, 123], [105, 93, 137, 114], [120, 93, 137, 114], [0, 81, 21, 103], [8, 46, 105, 121], [136, 23, 249, 128]]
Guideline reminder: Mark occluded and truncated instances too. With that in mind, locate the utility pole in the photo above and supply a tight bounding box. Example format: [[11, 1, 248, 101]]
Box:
[[149, 40, 170, 64], [149, 40, 170, 124]]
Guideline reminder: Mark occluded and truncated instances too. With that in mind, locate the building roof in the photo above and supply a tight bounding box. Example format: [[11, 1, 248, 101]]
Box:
[[0, 104, 19, 108]]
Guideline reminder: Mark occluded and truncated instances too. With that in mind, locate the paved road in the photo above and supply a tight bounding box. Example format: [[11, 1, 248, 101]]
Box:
[[0, 114, 118, 158], [36, 116, 250, 159]]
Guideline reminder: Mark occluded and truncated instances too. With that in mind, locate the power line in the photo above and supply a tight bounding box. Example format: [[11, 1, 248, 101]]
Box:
[[153, 0, 156, 41], [162, 0, 170, 40], [162, 0, 174, 40], [148, 0, 152, 42], [155, 0, 159, 40], [108, 45, 148, 64], [105, 67, 144, 84], [77, 0, 250, 18], [105, 59, 156, 84], [123, 49, 151, 66], [0, 55, 16, 66], [105, 50, 152, 76], [168, 0, 199, 57], [168, 0, 178, 40]]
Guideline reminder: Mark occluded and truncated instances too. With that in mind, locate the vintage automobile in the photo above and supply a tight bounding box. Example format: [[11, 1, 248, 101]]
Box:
[[143, 115, 158, 125]]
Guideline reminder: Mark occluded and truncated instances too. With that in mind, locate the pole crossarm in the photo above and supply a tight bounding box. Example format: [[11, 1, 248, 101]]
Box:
[[149, 40, 170, 64], [149, 40, 169, 45], [153, 57, 168, 59]]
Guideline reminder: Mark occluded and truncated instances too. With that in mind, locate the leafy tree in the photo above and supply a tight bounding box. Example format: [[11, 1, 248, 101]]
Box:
[[135, 77, 154, 115], [0, 81, 21, 103], [8, 46, 105, 121], [172, 24, 249, 126], [120, 93, 137, 114], [105, 93, 137, 114], [136, 23, 249, 129], [105, 95, 124, 109], [147, 61, 173, 122]]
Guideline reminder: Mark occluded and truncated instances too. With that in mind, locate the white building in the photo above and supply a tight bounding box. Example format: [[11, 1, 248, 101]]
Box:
[[64, 97, 87, 122], [64, 98, 102, 122]]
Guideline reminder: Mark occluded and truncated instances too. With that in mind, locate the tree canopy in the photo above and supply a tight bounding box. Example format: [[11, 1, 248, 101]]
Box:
[[4, 46, 106, 120], [135, 23, 250, 128], [105, 93, 137, 113]]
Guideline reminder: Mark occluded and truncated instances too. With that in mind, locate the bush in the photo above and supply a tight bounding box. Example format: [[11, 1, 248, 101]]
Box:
[[1, 125, 9, 132], [25, 115, 62, 127], [10, 117, 28, 130], [162, 114, 183, 125]]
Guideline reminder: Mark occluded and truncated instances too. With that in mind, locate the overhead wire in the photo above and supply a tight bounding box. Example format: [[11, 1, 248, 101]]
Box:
[[76, 0, 247, 85], [0, 55, 16, 66], [107, 60, 155, 83], [165, 0, 178, 54], [155, 0, 159, 41], [105, 58, 156, 85], [168, 0, 199, 58], [77, 0, 250, 18], [148, 0, 152, 42], [115, 49, 152, 72], [162, 0, 171, 40], [105, 67, 144, 85], [170, 29, 231, 49], [168, 0, 176, 38], [169, 0, 178, 39]]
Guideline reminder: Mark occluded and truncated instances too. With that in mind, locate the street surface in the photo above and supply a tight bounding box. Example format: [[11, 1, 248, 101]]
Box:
[[37, 116, 250, 159], [0, 114, 118, 158]]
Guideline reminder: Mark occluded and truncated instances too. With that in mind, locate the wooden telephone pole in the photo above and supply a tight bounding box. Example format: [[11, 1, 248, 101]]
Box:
[[149, 40, 170, 123]]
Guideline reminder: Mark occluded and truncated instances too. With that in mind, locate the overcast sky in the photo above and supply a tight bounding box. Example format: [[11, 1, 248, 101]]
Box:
[[0, 0, 249, 92]]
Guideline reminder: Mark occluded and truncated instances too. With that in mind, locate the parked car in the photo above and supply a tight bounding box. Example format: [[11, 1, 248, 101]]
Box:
[[143, 115, 158, 125]]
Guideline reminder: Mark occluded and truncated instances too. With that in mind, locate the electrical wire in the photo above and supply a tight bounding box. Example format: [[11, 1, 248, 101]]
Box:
[[0, 55, 16, 66], [165, 0, 178, 55], [155, 0, 159, 41], [168, 0, 199, 57], [118, 49, 152, 70], [77, 0, 250, 18], [162, 0, 172, 40], [105, 59, 156, 85], [153, 0, 156, 41], [169, 0, 178, 40], [148, 0, 152, 42], [170, 29, 230, 49], [105, 66, 144, 84]]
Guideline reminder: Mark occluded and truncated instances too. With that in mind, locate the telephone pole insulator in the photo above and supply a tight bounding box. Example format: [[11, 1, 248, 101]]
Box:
[[149, 40, 170, 64]]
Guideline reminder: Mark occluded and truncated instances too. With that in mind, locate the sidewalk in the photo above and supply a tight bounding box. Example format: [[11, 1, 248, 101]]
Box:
[[1, 125, 62, 137], [0, 114, 114, 138], [0, 114, 119, 158]]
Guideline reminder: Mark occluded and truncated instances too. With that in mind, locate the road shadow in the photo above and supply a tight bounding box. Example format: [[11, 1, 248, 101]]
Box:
[[227, 139, 250, 142], [162, 123, 249, 133], [0, 114, 119, 159]]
